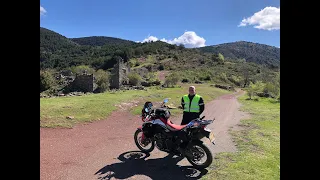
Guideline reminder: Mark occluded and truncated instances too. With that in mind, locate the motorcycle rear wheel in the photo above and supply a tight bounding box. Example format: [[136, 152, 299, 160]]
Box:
[[186, 141, 213, 169], [134, 128, 155, 153]]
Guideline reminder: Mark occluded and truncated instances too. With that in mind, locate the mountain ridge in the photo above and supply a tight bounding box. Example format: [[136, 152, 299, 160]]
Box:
[[40, 26, 279, 69]]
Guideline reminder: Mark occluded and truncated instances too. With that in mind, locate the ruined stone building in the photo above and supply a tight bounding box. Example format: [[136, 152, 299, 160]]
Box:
[[56, 58, 130, 93], [70, 73, 95, 92], [110, 58, 130, 89]]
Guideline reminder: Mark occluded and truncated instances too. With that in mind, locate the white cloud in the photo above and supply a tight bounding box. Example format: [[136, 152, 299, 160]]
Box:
[[140, 31, 206, 48], [239, 6, 280, 30], [142, 36, 161, 43], [40, 6, 47, 16]]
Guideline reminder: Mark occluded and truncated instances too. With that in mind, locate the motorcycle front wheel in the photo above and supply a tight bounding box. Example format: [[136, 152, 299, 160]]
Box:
[[186, 141, 213, 169], [134, 128, 155, 153]]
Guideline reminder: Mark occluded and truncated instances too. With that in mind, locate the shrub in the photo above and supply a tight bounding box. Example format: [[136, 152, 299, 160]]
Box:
[[219, 72, 228, 82], [153, 79, 161, 85], [164, 72, 180, 87], [94, 69, 110, 93], [247, 81, 265, 99], [158, 64, 165, 70], [181, 78, 190, 83], [127, 72, 142, 86], [263, 82, 279, 98], [228, 75, 242, 86], [70, 65, 95, 75], [40, 70, 56, 93]]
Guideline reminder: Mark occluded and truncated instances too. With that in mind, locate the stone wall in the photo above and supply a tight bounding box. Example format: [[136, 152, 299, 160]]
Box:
[[70, 74, 94, 92]]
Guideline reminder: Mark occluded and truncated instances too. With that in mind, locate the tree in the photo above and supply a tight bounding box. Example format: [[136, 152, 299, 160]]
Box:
[[211, 54, 219, 62], [127, 72, 142, 86], [94, 69, 110, 93], [178, 44, 185, 50], [70, 65, 95, 75], [164, 72, 180, 87], [241, 65, 251, 87], [134, 47, 144, 56], [158, 64, 164, 70], [217, 53, 225, 64], [40, 70, 56, 92], [247, 81, 264, 99]]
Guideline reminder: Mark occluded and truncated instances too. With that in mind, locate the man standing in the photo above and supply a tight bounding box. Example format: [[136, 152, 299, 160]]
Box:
[[180, 86, 205, 125]]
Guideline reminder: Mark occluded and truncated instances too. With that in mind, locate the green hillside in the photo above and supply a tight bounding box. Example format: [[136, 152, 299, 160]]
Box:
[[198, 41, 280, 68], [40, 27, 280, 96], [70, 36, 136, 47]]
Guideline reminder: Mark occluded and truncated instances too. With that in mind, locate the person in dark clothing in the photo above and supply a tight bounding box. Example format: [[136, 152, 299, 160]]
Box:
[[180, 86, 205, 125]]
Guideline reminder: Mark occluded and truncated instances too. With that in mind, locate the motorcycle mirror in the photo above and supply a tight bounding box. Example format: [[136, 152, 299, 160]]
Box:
[[145, 108, 149, 113], [163, 98, 169, 103]]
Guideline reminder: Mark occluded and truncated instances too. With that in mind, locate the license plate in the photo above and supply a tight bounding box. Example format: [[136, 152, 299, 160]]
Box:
[[209, 132, 215, 142]]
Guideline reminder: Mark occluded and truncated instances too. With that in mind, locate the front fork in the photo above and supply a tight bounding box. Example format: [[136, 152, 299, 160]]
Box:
[[137, 127, 148, 146], [141, 131, 146, 142]]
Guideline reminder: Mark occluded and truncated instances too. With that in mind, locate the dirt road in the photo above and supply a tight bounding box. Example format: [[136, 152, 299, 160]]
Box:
[[40, 90, 248, 180]]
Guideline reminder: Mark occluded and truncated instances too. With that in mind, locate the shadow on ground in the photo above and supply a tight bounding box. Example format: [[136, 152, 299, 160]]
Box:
[[95, 151, 208, 180]]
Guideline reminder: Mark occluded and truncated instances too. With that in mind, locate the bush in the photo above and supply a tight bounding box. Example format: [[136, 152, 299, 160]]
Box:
[[127, 72, 142, 86], [40, 70, 56, 93], [164, 72, 180, 87], [247, 81, 265, 99], [141, 81, 151, 87], [158, 64, 165, 70], [128, 59, 137, 67], [219, 72, 228, 82], [96, 82, 108, 93], [181, 78, 190, 83], [263, 82, 279, 98], [70, 65, 95, 75], [199, 75, 211, 81], [145, 73, 161, 86], [217, 53, 225, 64], [153, 79, 161, 85], [145, 72, 156, 80], [228, 75, 242, 86], [94, 69, 110, 93]]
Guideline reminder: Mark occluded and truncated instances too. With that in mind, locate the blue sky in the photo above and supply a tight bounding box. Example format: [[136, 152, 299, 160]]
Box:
[[40, 0, 280, 48]]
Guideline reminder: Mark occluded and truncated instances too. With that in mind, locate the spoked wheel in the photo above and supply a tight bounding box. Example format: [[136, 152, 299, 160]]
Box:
[[186, 141, 213, 169], [134, 128, 155, 153]]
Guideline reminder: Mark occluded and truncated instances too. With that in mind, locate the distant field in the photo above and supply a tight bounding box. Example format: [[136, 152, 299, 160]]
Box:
[[203, 94, 280, 180], [40, 83, 230, 128]]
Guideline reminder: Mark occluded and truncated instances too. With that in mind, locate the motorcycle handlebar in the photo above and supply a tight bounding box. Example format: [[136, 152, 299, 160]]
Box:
[[199, 116, 215, 121]]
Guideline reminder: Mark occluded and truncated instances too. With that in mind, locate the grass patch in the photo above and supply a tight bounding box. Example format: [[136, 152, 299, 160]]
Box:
[[203, 93, 280, 180], [40, 83, 231, 128]]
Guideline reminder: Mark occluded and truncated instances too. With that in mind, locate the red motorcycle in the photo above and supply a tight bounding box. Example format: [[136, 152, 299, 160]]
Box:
[[134, 98, 215, 169]]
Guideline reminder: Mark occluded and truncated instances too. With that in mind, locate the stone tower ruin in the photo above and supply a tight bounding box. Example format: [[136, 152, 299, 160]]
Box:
[[110, 58, 130, 89]]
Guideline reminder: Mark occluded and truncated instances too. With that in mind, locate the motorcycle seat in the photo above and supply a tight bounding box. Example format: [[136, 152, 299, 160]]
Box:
[[167, 120, 187, 131]]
